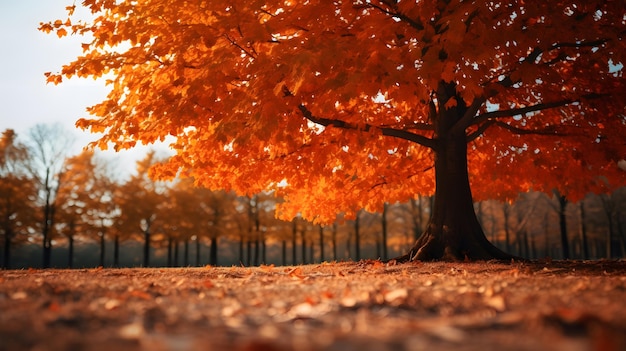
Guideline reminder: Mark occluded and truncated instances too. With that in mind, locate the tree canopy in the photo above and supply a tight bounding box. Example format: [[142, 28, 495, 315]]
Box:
[[42, 1, 625, 259]]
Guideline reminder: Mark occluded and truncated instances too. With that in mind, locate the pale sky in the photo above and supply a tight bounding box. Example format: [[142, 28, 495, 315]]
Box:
[[0, 1, 166, 176]]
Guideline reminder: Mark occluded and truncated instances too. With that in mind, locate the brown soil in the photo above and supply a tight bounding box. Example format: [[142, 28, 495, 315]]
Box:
[[1, 260, 626, 351]]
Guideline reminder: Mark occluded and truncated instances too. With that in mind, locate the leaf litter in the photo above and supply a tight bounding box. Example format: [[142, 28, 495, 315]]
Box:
[[1, 260, 626, 351]]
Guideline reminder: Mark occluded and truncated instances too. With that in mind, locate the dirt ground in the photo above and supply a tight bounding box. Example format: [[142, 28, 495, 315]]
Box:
[[1, 260, 626, 351]]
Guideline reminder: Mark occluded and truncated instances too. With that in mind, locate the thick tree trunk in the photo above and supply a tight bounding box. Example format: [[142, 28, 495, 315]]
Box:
[[401, 128, 512, 261]]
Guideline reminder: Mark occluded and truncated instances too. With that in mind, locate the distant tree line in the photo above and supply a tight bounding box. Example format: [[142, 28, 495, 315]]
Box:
[[2, 125, 625, 269]]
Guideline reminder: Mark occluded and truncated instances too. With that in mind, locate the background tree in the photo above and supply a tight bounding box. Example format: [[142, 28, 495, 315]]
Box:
[[27, 124, 74, 268], [0, 130, 37, 269], [118, 151, 167, 267], [43, 1, 626, 260]]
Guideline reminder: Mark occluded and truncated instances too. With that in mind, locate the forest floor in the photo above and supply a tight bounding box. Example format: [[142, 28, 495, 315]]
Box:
[[1, 260, 626, 351]]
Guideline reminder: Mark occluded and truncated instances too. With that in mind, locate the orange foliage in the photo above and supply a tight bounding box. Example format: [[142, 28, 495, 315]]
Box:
[[42, 1, 626, 223]]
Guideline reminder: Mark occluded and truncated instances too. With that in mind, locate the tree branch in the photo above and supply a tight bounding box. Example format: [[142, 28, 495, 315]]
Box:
[[297, 104, 437, 149], [472, 98, 574, 126], [492, 121, 579, 137]]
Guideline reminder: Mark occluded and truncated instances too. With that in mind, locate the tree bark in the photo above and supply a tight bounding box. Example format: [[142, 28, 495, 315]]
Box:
[[554, 190, 570, 259], [319, 225, 325, 262], [98, 232, 105, 267], [382, 203, 388, 261], [354, 212, 361, 261], [68, 236, 74, 269], [143, 229, 151, 267], [209, 237, 217, 266], [2, 227, 11, 269], [113, 234, 120, 268], [579, 201, 589, 260], [400, 100, 512, 261], [292, 220, 297, 265]]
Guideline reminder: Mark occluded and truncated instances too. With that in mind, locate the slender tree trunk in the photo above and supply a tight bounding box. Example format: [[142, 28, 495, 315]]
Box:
[[319, 225, 325, 262], [402, 93, 511, 261], [68, 235, 74, 269], [292, 220, 297, 265], [253, 239, 260, 266], [554, 191, 570, 259], [167, 237, 173, 267], [113, 234, 120, 268], [281, 240, 287, 266], [174, 240, 179, 267], [301, 229, 307, 264], [579, 201, 589, 260], [184, 239, 189, 267], [196, 236, 201, 266], [209, 237, 217, 266], [143, 229, 151, 267], [411, 197, 423, 241], [2, 227, 11, 269], [354, 213, 361, 261], [382, 203, 388, 260], [246, 240, 251, 266], [503, 203, 512, 254], [332, 223, 337, 261], [98, 232, 105, 267], [238, 234, 244, 264], [262, 237, 266, 264]]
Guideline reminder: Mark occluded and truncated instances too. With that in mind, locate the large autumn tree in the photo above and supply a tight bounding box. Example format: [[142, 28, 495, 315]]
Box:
[[42, 1, 625, 260]]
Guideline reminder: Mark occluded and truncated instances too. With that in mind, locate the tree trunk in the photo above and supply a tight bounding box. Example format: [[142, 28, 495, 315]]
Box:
[[184, 239, 189, 267], [143, 229, 151, 267], [301, 229, 307, 264], [319, 225, 325, 262], [554, 190, 570, 259], [402, 114, 511, 261], [354, 213, 361, 261], [167, 237, 173, 267], [68, 235, 74, 269], [113, 234, 120, 268], [281, 240, 287, 266], [209, 237, 218, 266], [174, 240, 179, 267], [579, 201, 589, 260], [196, 236, 201, 266], [292, 220, 297, 265], [98, 232, 105, 267], [382, 203, 388, 260], [332, 223, 337, 261], [2, 227, 11, 269]]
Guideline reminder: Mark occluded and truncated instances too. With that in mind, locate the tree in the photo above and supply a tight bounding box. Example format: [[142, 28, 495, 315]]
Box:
[[0, 130, 37, 269], [44, 1, 626, 260], [56, 150, 115, 268], [118, 151, 167, 267], [27, 124, 74, 268]]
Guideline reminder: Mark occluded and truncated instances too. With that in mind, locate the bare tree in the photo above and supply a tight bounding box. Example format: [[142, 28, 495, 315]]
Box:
[[27, 124, 74, 268]]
